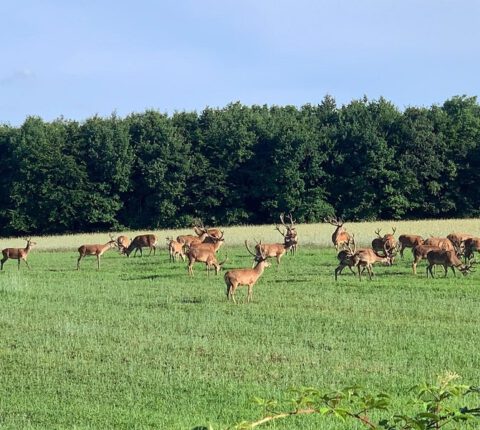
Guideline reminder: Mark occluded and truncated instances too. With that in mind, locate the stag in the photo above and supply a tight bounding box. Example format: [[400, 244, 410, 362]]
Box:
[[398, 234, 424, 259], [116, 235, 131, 255], [334, 236, 359, 281], [463, 237, 480, 262], [324, 216, 352, 251], [411, 244, 442, 275], [224, 241, 270, 303], [192, 220, 223, 241], [424, 237, 455, 252], [176, 229, 210, 247], [371, 228, 397, 257], [426, 249, 473, 278], [77, 236, 116, 270], [186, 244, 227, 276], [124, 234, 158, 257], [166, 237, 185, 262], [352, 243, 394, 281], [447, 233, 473, 257], [253, 239, 294, 266], [1, 237, 37, 270], [275, 213, 298, 255]]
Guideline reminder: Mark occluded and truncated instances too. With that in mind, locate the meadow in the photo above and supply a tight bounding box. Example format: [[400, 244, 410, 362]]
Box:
[[0, 220, 479, 429]]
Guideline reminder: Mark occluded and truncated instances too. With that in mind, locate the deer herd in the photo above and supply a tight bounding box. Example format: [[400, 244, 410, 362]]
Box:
[[1, 215, 477, 302]]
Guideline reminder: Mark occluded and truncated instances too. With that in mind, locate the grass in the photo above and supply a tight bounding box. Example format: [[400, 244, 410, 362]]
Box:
[[0, 222, 479, 429]]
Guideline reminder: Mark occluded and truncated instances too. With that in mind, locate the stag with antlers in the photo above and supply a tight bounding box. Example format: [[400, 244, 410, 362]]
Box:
[[324, 216, 352, 251], [426, 249, 474, 278], [334, 236, 358, 281], [275, 213, 298, 255], [353, 242, 394, 281], [371, 228, 397, 257], [224, 241, 270, 303], [1, 237, 37, 270]]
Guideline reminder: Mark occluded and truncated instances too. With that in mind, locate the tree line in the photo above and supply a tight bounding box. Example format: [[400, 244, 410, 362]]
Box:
[[0, 95, 479, 236]]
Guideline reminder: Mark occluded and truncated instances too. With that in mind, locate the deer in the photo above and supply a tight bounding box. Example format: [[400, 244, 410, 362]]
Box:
[[371, 228, 397, 257], [192, 220, 224, 241], [324, 216, 352, 251], [186, 243, 227, 276], [411, 244, 442, 275], [423, 237, 455, 252], [224, 241, 270, 303], [398, 234, 424, 258], [116, 235, 131, 255], [447, 233, 473, 257], [166, 237, 185, 262], [275, 213, 298, 255], [334, 236, 359, 281], [124, 234, 158, 257], [176, 229, 210, 247], [463, 237, 480, 262], [77, 235, 117, 270], [188, 231, 225, 254], [426, 249, 474, 278], [352, 243, 394, 281], [1, 237, 37, 270], [253, 238, 294, 267]]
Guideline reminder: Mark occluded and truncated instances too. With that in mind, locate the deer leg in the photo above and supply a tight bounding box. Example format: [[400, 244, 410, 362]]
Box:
[[357, 265, 362, 281], [427, 264, 434, 278], [17, 259, 21, 270], [443, 265, 448, 277], [24, 259, 31, 269], [412, 260, 417, 275], [0, 257, 7, 270], [367, 265, 373, 280], [77, 255, 82, 270], [97, 255, 100, 270], [247, 285, 253, 303], [334, 264, 343, 281], [451, 266, 456, 277]]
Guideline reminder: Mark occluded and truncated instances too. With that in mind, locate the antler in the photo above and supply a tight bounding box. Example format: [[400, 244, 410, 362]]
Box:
[[391, 227, 396, 236], [245, 240, 257, 256], [275, 225, 286, 237], [374, 228, 382, 238], [324, 216, 342, 226], [287, 213, 296, 228]]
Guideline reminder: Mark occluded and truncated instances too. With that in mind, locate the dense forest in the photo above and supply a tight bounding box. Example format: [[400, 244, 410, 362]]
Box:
[[0, 95, 479, 235]]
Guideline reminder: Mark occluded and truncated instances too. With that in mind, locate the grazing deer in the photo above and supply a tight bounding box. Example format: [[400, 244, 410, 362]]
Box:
[[352, 244, 393, 281], [275, 213, 298, 255], [334, 237, 359, 281], [324, 216, 352, 251], [166, 237, 185, 262], [224, 241, 270, 303], [1, 237, 37, 270], [447, 233, 473, 257], [426, 249, 473, 278], [77, 236, 116, 270], [398, 234, 424, 258], [124, 234, 158, 257], [116, 235, 131, 255], [463, 237, 480, 262], [411, 244, 442, 275], [424, 237, 455, 252], [253, 238, 294, 266], [186, 244, 227, 276]]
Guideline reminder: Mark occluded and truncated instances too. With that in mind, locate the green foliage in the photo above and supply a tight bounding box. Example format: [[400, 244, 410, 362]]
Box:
[[1, 96, 480, 234]]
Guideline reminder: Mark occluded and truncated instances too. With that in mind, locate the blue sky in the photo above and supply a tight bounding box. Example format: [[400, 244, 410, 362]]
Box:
[[1, 0, 479, 125]]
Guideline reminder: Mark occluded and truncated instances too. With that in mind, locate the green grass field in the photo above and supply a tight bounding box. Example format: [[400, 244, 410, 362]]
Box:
[[0, 222, 479, 429]]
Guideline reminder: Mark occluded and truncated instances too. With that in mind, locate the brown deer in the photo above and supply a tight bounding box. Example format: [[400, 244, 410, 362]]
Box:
[[352, 243, 393, 281], [124, 234, 158, 257], [371, 228, 397, 256], [424, 237, 455, 252], [426, 249, 473, 278], [334, 236, 359, 281], [192, 220, 223, 241], [275, 213, 298, 255], [224, 241, 270, 303], [447, 233, 473, 257], [116, 235, 131, 255], [253, 239, 294, 266], [463, 237, 480, 262], [324, 216, 352, 251], [186, 244, 227, 276], [398, 234, 424, 258], [411, 244, 442, 275], [176, 230, 210, 247], [166, 237, 185, 262], [1, 237, 37, 270], [77, 236, 117, 270], [188, 231, 225, 253]]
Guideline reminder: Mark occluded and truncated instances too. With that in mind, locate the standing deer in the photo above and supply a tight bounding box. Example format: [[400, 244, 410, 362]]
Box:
[[334, 236, 359, 281], [77, 236, 117, 270], [324, 216, 352, 251], [371, 228, 397, 256], [253, 239, 294, 267], [352, 243, 394, 281], [463, 237, 480, 262], [124, 234, 158, 257], [224, 241, 270, 303], [177, 229, 209, 247], [1, 237, 37, 270], [411, 244, 442, 275], [426, 249, 473, 278], [275, 213, 298, 255], [447, 233, 473, 257], [398, 234, 424, 258], [186, 244, 227, 276], [424, 237, 455, 252], [193, 220, 223, 241], [166, 237, 185, 262]]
